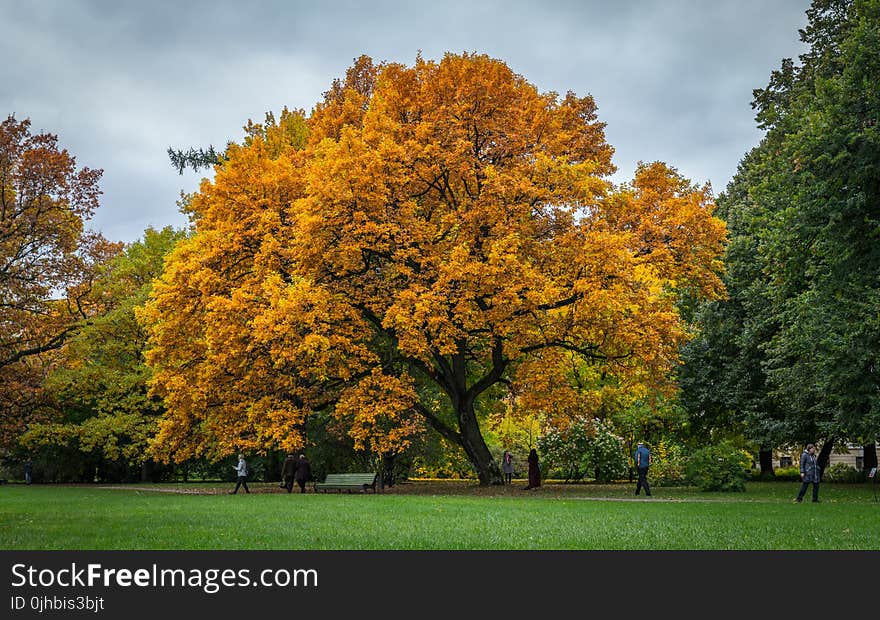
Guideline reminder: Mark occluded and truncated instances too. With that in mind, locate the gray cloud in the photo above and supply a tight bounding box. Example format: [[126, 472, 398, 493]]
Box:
[[1, 0, 811, 242]]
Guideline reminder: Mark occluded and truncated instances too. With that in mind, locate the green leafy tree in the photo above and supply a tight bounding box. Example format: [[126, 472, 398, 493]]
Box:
[[21, 227, 186, 481], [756, 0, 880, 469], [679, 153, 790, 475]]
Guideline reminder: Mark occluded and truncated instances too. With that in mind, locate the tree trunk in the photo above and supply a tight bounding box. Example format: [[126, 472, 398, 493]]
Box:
[[817, 438, 834, 481], [863, 443, 878, 472], [457, 401, 503, 485], [412, 339, 506, 485], [759, 447, 774, 478], [266, 451, 281, 482]]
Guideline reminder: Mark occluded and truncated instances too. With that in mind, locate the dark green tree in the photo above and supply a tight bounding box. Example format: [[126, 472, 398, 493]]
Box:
[[682, 0, 880, 475], [758, 0, 880, 460]]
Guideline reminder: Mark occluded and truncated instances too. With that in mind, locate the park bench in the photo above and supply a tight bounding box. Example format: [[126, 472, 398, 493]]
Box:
[[314, 472, 379, 493]]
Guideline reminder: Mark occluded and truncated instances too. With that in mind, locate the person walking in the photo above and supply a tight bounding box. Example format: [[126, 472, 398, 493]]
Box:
[[229, 453, 250, 494], [502, 451, 514, 484], [280, 453, 296, 493], [634, 441, 651, 497], [524, 448, 541, 490], [795, 443, 820, 503], [294, 454, 311, 494], [24, 458, 32, 485]]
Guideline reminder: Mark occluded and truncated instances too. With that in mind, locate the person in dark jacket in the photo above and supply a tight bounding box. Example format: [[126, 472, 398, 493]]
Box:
[[524, 448, 540, 490], [280, 454, 296, 493], [24, 459, 33, 485], [634, 441, 652, 497], [795, 443, 820, 503], [294, 454, 311, 493]]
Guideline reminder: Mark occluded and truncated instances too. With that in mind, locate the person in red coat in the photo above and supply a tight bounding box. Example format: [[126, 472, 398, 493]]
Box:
[[525, 448, 541, 490]]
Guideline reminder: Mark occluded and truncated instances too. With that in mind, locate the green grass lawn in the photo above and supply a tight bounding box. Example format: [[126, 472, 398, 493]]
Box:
[[1, 481, 878, 550]]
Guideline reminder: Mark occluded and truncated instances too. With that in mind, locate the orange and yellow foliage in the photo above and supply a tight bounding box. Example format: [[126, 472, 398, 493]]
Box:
[[140, 54, 726, 477], [1, 115, 121, 449]]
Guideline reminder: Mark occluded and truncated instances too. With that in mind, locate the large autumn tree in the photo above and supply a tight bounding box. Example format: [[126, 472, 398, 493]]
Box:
[[1, 115, 119, 450], [142, 53, 726, 483]]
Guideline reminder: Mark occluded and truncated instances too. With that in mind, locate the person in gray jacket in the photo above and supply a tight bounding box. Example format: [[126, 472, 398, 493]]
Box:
[[229, 454, 250, 494], [795, 443, 820, 503], [501, 451, 514, 484]]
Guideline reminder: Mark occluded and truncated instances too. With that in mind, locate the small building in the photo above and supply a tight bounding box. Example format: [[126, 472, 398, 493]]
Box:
[[772, 441, 877, 471]]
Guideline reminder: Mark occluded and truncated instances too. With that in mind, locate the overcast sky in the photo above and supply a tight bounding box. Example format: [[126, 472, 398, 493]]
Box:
[[2, 0, 812, 244]]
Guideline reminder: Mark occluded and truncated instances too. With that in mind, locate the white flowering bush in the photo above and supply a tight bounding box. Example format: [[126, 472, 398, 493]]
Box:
[[537, 418, 627, 482], [583, 419, 628, 483]]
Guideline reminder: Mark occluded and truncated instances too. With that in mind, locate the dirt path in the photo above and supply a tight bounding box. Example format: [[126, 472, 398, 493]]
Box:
[[94, 482, 769, 502]]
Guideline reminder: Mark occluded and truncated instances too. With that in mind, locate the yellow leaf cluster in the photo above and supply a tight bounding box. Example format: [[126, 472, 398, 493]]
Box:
[[333, 370, 422, 453]]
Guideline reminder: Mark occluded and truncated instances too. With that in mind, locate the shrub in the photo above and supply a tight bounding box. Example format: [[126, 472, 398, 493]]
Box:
[[763, 466, 800, 481], [536, 418, 628, 482], [685, 442, 751, 492], [824, 463, 865, 483], [410, 435, 474, 479], [537, 420, 592, 481], [583, 420, 627, 483], [649, 440, 688, 486]]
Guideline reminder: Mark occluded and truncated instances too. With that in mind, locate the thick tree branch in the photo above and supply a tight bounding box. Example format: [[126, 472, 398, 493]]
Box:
[[413, 402, 461, 445], [466, 336, 508, 401], [0, 323, 80, 368], [519, 339, 632, 361]]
